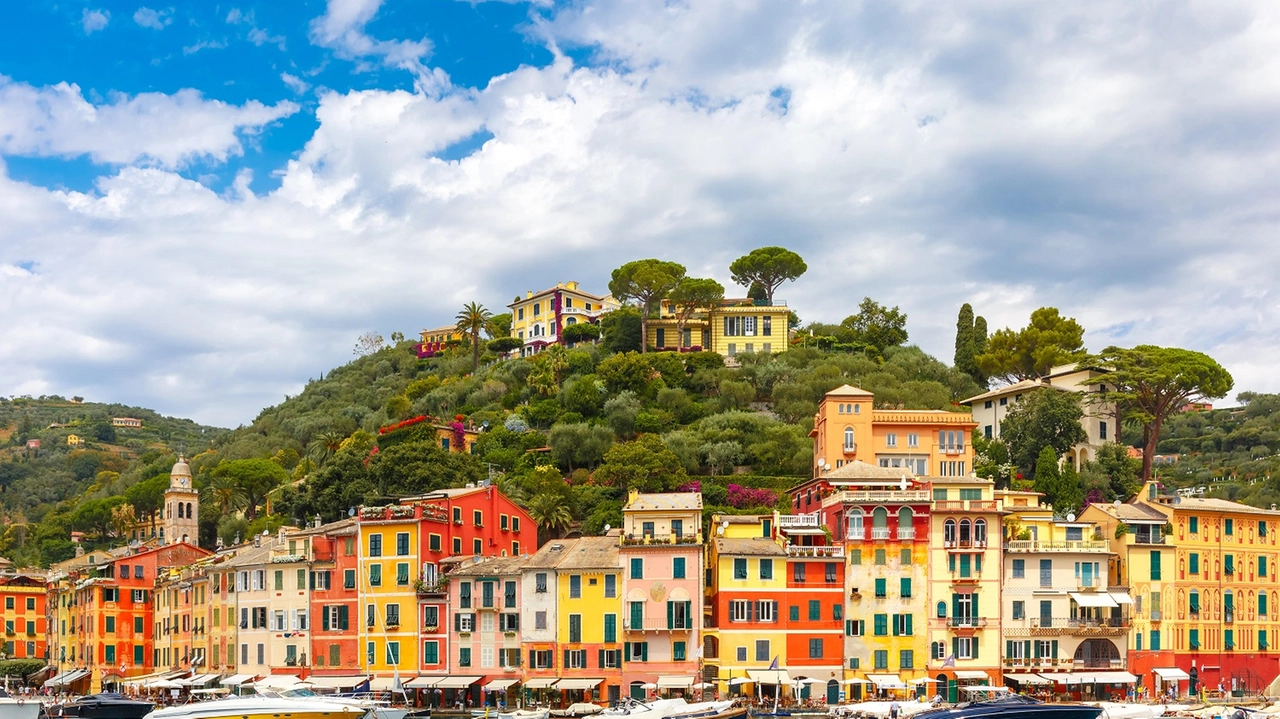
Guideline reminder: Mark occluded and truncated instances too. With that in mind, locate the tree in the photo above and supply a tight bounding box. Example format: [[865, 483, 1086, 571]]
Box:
[[528, 493, 572, 539], [600, 307, 642, 353], [456, 302, 494, 371], [608, 259, 686, 353], [1088, 345, 1233, 483], [561, 322, 601, 346], [999, 388, 1087, 478], [841, 297, 908, 353], [1034, 446, 1082, 513], [729, 246, 807, 305], [487, 313, 513, 338], [593, 434, 689, 493], [668, 277, 725, 348], [954, 303, 988, 386], [548, 423, 614, 471], [205, 474, 248, 516], [975, 307, 1086, 383], [487, 336, 522, 354], [71, 496, 124, 541], [1086, 442, 1142, 500], [367, 440, 485, 497], [354, 332, 384, 356], [212, 458, 289, 520]]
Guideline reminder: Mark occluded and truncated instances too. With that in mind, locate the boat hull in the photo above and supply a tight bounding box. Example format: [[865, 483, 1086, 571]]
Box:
[[145, 696, 373, 719], [914, 701, 1101, 719], [54, 695, 154, 719], [0, 698, 43, 719]]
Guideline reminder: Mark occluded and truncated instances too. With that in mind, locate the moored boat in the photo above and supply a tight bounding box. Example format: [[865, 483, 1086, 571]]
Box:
[[501, 709, 551, 719], [911, 694, 1102, 719], [0, 688, 42, 719], [53, 693, 154, 719], [144, 694, 373, 719]]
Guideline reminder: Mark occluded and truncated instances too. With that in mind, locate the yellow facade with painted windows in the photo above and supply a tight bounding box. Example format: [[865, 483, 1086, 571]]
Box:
[[358, 516, 420, 675], [645, 301, 791, 357], [509, 281, 619, 356]]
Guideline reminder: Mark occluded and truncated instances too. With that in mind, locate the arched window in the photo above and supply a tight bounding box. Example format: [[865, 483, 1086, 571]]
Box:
[[177, 502, 184, 519], [897, 507, 913, 539], [936, 601, 947, 618], [974, 519, 987, 544], [944, 519, 956, 545], [566, 317, 577, 326], [959, 519, 972, 544], [872, 507, 888, 538], [847, 510, 865, 540], [853, 404, 860, 414], [844, 427, 855, 451]]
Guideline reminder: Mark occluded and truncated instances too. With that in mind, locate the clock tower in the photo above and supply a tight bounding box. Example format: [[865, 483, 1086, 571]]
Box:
[[163, 456, 199, 546]]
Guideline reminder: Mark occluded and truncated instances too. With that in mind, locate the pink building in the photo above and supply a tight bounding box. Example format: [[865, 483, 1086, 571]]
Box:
[[619, 491, 705, 699]]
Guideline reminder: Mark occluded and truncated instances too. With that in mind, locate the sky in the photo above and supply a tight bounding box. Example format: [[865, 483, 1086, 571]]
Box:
[[1, 0, 1279, 428]]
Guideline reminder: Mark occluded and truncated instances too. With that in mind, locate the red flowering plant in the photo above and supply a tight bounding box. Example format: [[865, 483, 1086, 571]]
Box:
[[726, 484, 778, 509]]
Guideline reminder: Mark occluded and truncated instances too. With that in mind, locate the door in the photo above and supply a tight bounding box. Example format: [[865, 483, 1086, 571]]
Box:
[[827, 680, 840, 704], [1040, 600, 1053, 629]]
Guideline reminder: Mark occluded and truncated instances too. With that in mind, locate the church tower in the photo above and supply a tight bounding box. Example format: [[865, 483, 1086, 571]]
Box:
[[163, 456, 199, 546]]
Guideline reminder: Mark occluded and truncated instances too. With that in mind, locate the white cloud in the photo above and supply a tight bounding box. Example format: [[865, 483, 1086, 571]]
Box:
[[4, 1, 1280, 425], [309, 0, 434, 86], [81, 9, 110, 34], [281, 73, 312, 95], [0, 76, 298, 168], [248, 27, 287, 51], [133, 7, 172, 30], [225, 8, 246, 24], [182, 39, 227, 55]]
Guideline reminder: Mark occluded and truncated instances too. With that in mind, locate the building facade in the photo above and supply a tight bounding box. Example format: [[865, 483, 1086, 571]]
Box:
[[509, 281, 619, 357], [645, 298, 791, 357]]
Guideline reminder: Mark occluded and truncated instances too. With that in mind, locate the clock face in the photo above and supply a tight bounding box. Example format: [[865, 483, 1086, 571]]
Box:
[[180, 477, 189, 487]]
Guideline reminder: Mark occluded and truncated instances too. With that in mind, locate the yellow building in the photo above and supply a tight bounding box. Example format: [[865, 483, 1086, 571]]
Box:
[[509, 281, 619, 357], [999, 490, 1132, 693], [926, 475, 1003, 699], [645, 298, 791, 358], [809, 385, 977, 482], [67, 434, 85, 447], [555, 535, 624, 702], [358, 509, 420, 682], [417, 325, 464, 358]]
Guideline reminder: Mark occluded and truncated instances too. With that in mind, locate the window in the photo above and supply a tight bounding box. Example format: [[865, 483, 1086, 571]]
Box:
[[956, 636, 975, 659], [900, 649, 914, 669], [901, 548, 912, 565], [825, 562, 838, 583], [1262, 593, 1269, 616], [874, 614, 888, 636], [758, 600, 777, 623], [1150, 551, 1162, 580], [807, 600, 821, 621], [570, 575, 582, 598], [907, 433, 919, 448], [793, 563, 806, 582], [569, 614, 582, 643], [459, 582, 472, 608], [482, 581, 494, 608], [536, 573, 548, 593], [1189, 590, 1200, 614], [369, 534, 382, 557], [473, 538, 482, 554], [894, 614, 913, 636], [395, 532, 409, 556], [535, 611, 547, 630], [754, 640, 770, 662], [369, 564, 382, 586], [1012, 559, 1025, 578], [1262, 521, 1269, 537], [901, 578, 912, 598], [734, 558, 748, 579], [1225, 554, 1235, 574], [672, 557, 686, 579], [1099, 421, 1108, 440], [1262, 557, 1269, 578], [886, 433, 898, 448], [759, 559, 773, 580], [1190, 516, 1199, 534], [452, 537, 462, 554], [1012, 601, 1024, 620], [1226, 518, 1234, 535], [1189, 553, 1199, 575], [397, 563, 410, 586], [874, 650, 888, 670], [729, 600, 749, 622], [875, 549, 886, 565], [631, 558, 644, 579], [789, 605, 799, 621], [459, 647, 472, 667], [843, 427, 855, 450], [1040, 559, 1052, 587]]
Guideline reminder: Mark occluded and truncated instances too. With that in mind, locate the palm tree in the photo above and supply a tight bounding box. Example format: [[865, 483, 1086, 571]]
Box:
[[205, 474, 248, 516], [456, 301, 494, 372], [309, 431, 346, 466], [527, 493, 572, 539]]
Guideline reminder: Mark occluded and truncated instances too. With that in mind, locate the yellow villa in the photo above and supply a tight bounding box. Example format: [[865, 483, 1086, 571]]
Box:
[[509, 281, 620, 357], [645, 298, 791, 358]]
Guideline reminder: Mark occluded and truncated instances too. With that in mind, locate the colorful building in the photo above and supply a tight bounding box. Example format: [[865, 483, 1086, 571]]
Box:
[[417, 326, 464, 358], [553, 536, 624, 703], [645, 298, 791, 357], [809, 385, 977, 481], [303, 518, 367, 691], [509, 281, 619, 357], [1, 574, 47, 661], [443, 554, 530, 704], [619, 491, 704, 698]]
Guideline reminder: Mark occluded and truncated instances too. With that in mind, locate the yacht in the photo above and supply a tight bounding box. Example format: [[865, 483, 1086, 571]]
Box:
[[52, 693, 154, 719], [912, 694, 1102, 719], [145, 694, 374, 719], [0, 688, 41, 719]]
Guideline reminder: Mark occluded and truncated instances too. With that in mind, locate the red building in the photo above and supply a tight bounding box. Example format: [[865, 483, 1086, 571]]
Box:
[[1, 574, 47, 661], [304, 518, 366, 691]]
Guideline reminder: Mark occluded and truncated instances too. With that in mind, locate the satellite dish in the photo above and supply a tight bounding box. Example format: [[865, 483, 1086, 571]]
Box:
[[1067, 513, 1076, 522], [262, 530, 270, 536], [817, 458, 825, 468], [348, 508, 356, 517], [602, 524, 611, 534], [721, 520, 730, 530], [1113, 500, 1122, 506], [716, 526, 725, 536]]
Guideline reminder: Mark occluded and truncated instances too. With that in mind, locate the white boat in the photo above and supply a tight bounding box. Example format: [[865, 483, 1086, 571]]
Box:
[[263, 687, 407, 719], [501, 710, 551, 719], [550, 704, 602, 718], [601, 699, 690, 719], [828, 701, 935, 718], [145, 694, 374, 719], [666, 701, 734, 719], [1093, 704, 1166, 719], [0, 689, 42, 719]]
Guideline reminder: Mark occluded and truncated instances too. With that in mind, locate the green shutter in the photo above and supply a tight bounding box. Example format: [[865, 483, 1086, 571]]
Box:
[[1033, 641, 1041, 659], [972, 638, 979, 659], [952, 637, 959, 657], [952, 594, 960, 620], [901, 578, 911, 597], [905, 614, 912, 636], [892, 614, 900, 637], [641, 642, 648, 662], [322, 607, 330, 631], [667, 601, 674, 629], [599, 649, 605, 667], [339, 605, 349, 630], [1006, 640, 1013, 657], [1051, 640, 1058, 658]]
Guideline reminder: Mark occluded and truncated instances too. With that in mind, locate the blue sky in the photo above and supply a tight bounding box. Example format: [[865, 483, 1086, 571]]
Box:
[[1, 1, 1279, 427]]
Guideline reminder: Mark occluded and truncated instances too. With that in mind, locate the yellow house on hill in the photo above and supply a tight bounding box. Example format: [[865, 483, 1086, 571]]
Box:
[[644, 298, 791, 358], [509, 281, 620, 357]]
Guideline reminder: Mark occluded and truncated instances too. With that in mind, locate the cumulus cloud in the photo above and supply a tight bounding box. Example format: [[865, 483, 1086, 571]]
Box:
[[248, 27, 287, 51], [309, 0, 435, 86], [281, 72, 311, 95], [4, 1, 1280, 425], [81, 9, 110, 34], [0, 77, 298, 168], [133, 7, 172, 30]]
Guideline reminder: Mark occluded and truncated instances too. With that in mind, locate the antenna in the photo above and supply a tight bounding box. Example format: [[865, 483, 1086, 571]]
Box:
[[602, 524, 611, 535]]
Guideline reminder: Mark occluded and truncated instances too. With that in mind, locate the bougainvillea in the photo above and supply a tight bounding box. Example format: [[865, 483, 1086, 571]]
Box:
[[678, 480, 701, 493], [726, 483, 777, 509], [378, 415, 429, 435]]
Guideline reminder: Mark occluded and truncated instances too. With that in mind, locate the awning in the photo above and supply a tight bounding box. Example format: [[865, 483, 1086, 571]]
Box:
[[658, 676, 695, 689], [954, 671, 989, 680], [146, 679, 184, 689], [44, 669, 89, 688], [1154, 668, 1191, 681], [405, 676, 441, 690], [180, 674, 220, 687], [220, 674, 257, 686], [728, 678, 753, 686], [1070, 592, 1118, 608], [963, 686, 1009, 693], [867, 674, 906, 689], [524, 678, 558, 689], [370, 677, 406, 691], [1003, 673, 1053, 685], [253, 674, 306, 689], [1081, 671, 1138, 684], [308, 675, 371, 690], [435, 676, 483, 689], [555, 678, 604, 691], [781, 528, 828, 535], [484, 679, 519, 691], [748, 670, 792, 685], [191, 688, 230, 696], [1109, 592, 1134, 605]]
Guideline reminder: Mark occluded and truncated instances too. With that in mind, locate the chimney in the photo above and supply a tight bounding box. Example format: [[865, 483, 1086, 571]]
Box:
[[314, 514, 322, 529], [253, 534, 261, 548]]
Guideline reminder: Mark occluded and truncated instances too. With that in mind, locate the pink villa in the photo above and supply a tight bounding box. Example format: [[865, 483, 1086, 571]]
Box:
[[619, 491, 705, 699]]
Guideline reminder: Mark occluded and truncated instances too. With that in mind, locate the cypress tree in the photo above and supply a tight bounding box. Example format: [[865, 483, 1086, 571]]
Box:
[[954, 304, 989, 387]]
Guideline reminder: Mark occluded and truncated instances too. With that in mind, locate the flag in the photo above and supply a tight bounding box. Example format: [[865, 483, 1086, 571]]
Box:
[[392, 664, 403, 693], [942, 654, 956, 668], [768, 656, 779, 670]]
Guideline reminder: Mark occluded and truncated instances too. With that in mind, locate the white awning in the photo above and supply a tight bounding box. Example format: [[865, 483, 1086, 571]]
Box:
[[405, 676, 441, 689], [524, 678, 559, 689], [781, 528, 828, 535], [658, 676, 695, 689], [953, 671, 989, 680], [220, 674, 257, 686], [1070, 592, 1118, 608], [556, 678, 604, 691], [1003, 673, 1053, 685], [484, 679, 519, 691], [370, 677, 405, 691], [728, 678, 753, 686], [435, 676, 483, 689], [1154, 668, 1191, 681], [867, 674, 906, 689], [309, 675, 372, 690], [1082, 671, 1138, 684], [962, 686, 1009, 693], [45, 669, 90, 687], [748, 670, 792, 685], [1109, 592, 1134, 605], [180, 674, 220, 687], [253, 674, 307, 689]]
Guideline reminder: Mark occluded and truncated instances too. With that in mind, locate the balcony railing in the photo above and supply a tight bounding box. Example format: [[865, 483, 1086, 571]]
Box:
[[779, 515, 819, 528], [1005, 540, 1109, 553], [943, 539, 988, 549], [824, 490, 930, 507], [1132, 534, 1166, 545], [785, 544, 844, 558], [870, 528, 891, 540], [621, 533, 704, 546], [624, 617, 695, 632], [847, 529, 865, 540], [898, 528, 916, 539], [929, 617, 988, 629], [843, 444, 857, 454]]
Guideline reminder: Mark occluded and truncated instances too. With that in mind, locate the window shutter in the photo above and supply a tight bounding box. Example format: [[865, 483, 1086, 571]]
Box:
[[972, 639, 979, 659], [529, 649, 535, 667], [455, 613, 461, 632], [748, 601, 755, 623], [339, 606, 349, 630], [952, 637, 959, 657], [625, 642, 631, 662], [892, 615, 900, 637], [952, 594, 960, 619], [641, 642, 648, 662], [1006, 640, 1013, 657], [598, 649, 605, 668], [322, 607, 330, 631], [685, 601, 692, 627], [668, 601, 674, 629], [846, 620, 853, 636], [972, 591, 978, 614], [1051, 640, 1058, 658], [860, 620, 865, 635], [771, 601, 779, 622], [1033, 641, 1040, 659], [564, 650, 570, 668], [905, 614, 912, 636]]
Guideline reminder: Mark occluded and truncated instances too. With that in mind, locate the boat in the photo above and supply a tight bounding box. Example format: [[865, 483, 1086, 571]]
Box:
[[666, 701, 735, 719], [144, 694, 374, 719], [502, 710, 551, 719], [911, 694, 1102, 719], [1094, 704, 1166, 719], [260, 687, 407, 719], [601, 699, 690, 719], [52, 693, 154, 719], [828, 701, 934, 718], [549, 704, 600, 718], [0, 688, 42, 719]]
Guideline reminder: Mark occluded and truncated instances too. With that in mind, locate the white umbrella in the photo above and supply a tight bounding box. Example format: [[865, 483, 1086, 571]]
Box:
[[910, 679, 936, 685], [800, 679, 827, 686], [729, 678, 753, 686], [696, 683, 716, 689], [642, 683, 658, 690], [844, 679, 871, 685]]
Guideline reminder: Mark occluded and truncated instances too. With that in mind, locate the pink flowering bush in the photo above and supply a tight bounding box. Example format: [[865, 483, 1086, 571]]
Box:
[[726, 484, 777, 509], [678, 480, 701, 493]]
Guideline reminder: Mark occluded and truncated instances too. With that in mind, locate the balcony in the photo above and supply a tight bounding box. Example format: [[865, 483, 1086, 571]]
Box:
[[784, 544, 844, 558], [843, 443, 857, 454], [624, 617, 695, 632], [930, 617, 988, 629], [847, 529, 865, 540], [1003, 616, 1130, 637], [824, 490, 930, 507], [621, 533, 704, 546], [870, 528, 890, 540], [898, 528, 916, 540], [943, 539, 988, 550], [778, 515, 819, 528], [1005, 540, 1109, 553]]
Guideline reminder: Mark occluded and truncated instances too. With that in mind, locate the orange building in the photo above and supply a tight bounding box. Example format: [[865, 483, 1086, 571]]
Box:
[[1, 574, 47, 661], [304, 518, 368, 690]]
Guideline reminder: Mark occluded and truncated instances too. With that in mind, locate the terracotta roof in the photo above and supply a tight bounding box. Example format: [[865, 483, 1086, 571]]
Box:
[[555, 536, 621, 570], [1163, 496, 1280, 517], [1092, 502, 1168, 523], [449, 554, 531, 577], [824, 461, 914, 481], [626, 492, 703, 512], [826, 384, 874, 398], [713, 537, 787, 557], [294, 518, 357, 537], [221, 541, 275, 568], [523, 539, 579, 569]]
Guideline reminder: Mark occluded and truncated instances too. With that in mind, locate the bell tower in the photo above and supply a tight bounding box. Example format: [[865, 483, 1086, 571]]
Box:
[[163, 456, 199, 546]]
